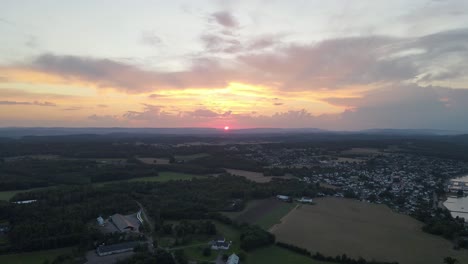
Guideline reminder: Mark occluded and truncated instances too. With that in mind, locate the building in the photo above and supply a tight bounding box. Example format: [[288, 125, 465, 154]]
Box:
[[96, 241, 141, 256], [96, 216, 105, 226], [227, 253, 239, 264], [298, 197, 313, 203], [110, 214, 139, 233], [12, 199, 37, 204], [211, 237, 231, 250], [276, 195, 291, 202]]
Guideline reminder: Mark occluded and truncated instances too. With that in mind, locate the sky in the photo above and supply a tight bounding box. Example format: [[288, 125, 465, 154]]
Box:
[[1, 0, 468, 130]]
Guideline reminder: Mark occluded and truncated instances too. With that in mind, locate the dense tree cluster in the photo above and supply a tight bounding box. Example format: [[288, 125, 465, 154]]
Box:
[[239, 224, 275, 251], [6, 186, 138, 251]]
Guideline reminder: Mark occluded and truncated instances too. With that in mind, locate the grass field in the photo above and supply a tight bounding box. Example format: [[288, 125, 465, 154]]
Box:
[[224, 199, 298, 230], [128, 172, 208, 182], [225, 169, 296, 183], [246, 245, 327, 264], [272, 197, 468, 264], [255, 203, 297, 230], [0, 186, 55, 201], [175, 153, 210, 161], [0, 247, 74, 264], [94, 172, 208, 186]]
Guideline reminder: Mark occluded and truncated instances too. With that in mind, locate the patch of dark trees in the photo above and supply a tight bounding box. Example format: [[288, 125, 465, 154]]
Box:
[[415, 208, 468, 249]]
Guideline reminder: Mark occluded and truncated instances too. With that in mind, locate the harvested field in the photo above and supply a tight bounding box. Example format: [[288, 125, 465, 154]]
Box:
[[226, 169, 296, 183], [272, 198, 468, 264]]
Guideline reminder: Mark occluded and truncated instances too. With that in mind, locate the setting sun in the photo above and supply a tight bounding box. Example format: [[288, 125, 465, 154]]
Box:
[[224, 126, 230, 131]]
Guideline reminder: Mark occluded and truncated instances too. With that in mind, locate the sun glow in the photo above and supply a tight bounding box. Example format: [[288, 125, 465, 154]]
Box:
[[224, 126, 230, 131]]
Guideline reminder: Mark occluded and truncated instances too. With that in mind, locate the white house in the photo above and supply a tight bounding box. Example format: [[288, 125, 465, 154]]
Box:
[[227, 253, 239, 264], [211, 237, 231, 250]]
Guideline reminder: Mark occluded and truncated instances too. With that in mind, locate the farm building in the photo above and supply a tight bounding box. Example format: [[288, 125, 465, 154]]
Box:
[[211, 237, 231, 250], [110, 214, 140, 233], [276, 195, 291, 202], [96, 241, 141, 256], [298, 197, 313, 203], [227, 253, 239, 264]]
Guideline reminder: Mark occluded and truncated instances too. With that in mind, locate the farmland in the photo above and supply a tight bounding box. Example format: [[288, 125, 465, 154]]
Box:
[[272, 198, 468, 264]]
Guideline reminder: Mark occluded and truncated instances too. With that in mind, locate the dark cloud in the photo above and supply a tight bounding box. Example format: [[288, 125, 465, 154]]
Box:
[[4, 28, 467, 97], [211, 11, 238, 28], [0, 100, 56, 106], [273, 103, 283, 106], [30, 53, 237, 93], [123, 104, 166, 121], [200, 34, 243, 53]]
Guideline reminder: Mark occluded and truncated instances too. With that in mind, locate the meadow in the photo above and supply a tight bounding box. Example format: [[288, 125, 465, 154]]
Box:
[[225, 169, 295, 183], [93, 171, 208, 186], [0, 186, 55, 201]]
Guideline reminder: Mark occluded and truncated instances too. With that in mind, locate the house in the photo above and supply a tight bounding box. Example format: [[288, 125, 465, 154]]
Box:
[[110, 214, 140, 233], [227, 253, 239, 264], [96, 241, 141, 256], [211, 237, 231, 250]]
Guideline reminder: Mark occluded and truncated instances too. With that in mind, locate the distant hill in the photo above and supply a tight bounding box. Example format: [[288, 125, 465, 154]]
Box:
[[359, 128, 465, 136], [0, 127, 465, 138]]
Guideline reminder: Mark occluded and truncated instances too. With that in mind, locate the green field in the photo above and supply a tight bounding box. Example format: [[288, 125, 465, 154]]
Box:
[[246, 245, 327, 264], [224, 199, 298, 230], [0, 247, 74, 264], [0, 186, 55, 201], [255, 203, 297, 230], [94, 172, 208, 186], [175, 153, 210, 161]]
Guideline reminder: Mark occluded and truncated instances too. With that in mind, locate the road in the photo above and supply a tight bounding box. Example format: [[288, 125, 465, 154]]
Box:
[[135, 200, 155, 253]]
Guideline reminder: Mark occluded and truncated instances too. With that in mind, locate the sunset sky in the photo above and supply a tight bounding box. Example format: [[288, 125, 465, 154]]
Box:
[[1, 0, 468, 130]]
